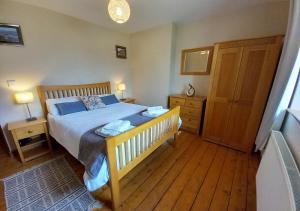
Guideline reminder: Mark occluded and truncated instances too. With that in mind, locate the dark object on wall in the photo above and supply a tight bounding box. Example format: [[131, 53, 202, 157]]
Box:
[[115, 45, 127, 59], [0, 24, 24, 45]]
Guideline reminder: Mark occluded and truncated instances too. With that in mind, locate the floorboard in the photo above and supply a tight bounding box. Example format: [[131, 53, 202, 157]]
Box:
[[0, 132, 260, 211], [172, 144, 218, 211], [228, 153, 248, 211], [135, 136, 204, 211], [209, 150, 239, 211], [191, 147, 228, 211], [152, 141, 210, 211]]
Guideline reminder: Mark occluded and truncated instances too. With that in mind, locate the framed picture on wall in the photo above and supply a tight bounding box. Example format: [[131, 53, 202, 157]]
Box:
[[0, 24, 24, 46], [115, 45, 127, 59]]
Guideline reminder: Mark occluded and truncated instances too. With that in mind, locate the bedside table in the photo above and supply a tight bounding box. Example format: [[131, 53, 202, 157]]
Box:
[[8, 117, 52, 163], [121, 98, 136, 104]]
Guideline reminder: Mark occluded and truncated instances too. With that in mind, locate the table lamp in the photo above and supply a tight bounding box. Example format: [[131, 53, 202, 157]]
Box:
[[15, 92, 37, 121], [117, 83, 126, 100]]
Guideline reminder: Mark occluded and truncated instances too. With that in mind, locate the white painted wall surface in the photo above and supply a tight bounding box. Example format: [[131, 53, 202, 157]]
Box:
[[0, 0, 132, 150], [130, 24, 174, 107]]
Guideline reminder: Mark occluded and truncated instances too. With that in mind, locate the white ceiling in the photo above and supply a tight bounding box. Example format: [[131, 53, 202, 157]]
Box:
[[14, 0, 287, 33]]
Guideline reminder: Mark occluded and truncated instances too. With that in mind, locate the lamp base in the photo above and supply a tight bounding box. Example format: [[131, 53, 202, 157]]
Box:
[[26, 117, 37, 122]]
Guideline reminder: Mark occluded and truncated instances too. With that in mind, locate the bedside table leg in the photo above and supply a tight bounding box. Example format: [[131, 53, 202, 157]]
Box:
[[43, 123, 52, 152], [11, 131, 25, 163]]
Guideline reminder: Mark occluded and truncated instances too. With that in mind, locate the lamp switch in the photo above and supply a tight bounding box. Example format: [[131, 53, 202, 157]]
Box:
[[6, 80, 16, 87]]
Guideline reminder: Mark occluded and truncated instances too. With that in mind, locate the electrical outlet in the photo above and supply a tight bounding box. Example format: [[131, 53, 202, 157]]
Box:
[[6, 80, 16, 88]]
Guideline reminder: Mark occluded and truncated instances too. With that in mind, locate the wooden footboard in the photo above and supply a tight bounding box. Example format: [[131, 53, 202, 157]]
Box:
[[105, 106, 180, 210]]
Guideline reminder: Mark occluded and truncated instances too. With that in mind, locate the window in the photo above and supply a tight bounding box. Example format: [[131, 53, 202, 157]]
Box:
[[290, 73, 300, 110], [287, 48, 300, 122]]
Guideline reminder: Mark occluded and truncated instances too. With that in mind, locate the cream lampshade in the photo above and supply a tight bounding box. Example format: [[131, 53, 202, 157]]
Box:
[[108, 0, 131, 24], [15, 92, 37, 121], [15, 92, 34, 104], [117, 83, 126, 99]]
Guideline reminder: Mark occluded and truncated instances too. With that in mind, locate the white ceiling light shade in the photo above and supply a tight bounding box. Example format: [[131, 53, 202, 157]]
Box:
[[108, 0, 131, 24]]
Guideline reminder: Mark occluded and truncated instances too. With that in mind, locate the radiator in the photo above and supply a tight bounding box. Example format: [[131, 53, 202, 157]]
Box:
[[256, 131, 300, 211]]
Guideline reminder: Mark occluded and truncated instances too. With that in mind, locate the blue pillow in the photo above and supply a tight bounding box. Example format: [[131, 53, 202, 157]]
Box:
[[55, 101, 87, 115], [100, 94, 119, 105]]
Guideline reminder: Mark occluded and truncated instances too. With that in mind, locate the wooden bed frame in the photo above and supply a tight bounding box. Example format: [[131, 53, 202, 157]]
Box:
[[37, 81, 180, 210]]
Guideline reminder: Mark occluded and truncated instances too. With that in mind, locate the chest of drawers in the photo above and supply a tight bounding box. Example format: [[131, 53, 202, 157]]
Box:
[[169, 95, 206, 134]]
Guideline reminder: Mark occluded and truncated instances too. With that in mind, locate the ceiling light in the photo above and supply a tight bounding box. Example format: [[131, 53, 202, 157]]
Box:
[[108, 0, 130, 24]]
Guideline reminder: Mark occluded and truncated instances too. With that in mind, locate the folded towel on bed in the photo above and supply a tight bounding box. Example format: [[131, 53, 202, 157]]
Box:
[[143, 107, 182, 128], [147, 106, 163, 112], [95, 120, 135, 137], [142, 108, 169, 117], [102, 120, 131, 131]]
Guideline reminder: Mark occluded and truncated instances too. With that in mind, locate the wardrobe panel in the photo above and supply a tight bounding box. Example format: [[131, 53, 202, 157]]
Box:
[[225, 45, 269, 149], [224, 103, 252, 148], [203, 47, 242, 141], [235, 46, 267, 103], [204, 102, 231, 141], [215, 51, 241, 99]]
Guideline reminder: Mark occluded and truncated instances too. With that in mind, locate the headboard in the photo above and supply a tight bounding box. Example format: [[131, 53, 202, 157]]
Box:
[[37, 81, 111, 117]]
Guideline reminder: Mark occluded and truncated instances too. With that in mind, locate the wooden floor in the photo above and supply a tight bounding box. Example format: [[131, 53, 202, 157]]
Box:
[[0, 132, 260, 211]]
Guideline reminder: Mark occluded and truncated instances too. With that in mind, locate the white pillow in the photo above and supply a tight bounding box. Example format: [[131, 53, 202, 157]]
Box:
[[46, 96, 80, 116]]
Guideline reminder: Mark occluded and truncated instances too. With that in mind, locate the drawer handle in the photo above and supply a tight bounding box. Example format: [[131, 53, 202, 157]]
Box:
[[27, 130, 33, 134]]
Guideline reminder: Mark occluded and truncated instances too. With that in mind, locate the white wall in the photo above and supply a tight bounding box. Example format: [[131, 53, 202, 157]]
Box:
[[170, 1, 289, 96], [0, 0, 132, 151], [130, 24, 174, 107]]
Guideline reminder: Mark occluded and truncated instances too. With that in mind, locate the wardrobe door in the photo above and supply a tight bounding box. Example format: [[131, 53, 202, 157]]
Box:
[[224, 43, 281, 151], [203, 46, 242, 142]]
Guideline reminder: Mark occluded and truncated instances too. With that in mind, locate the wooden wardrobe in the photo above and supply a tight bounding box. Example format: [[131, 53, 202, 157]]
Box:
[[203, 35, 283, 152]]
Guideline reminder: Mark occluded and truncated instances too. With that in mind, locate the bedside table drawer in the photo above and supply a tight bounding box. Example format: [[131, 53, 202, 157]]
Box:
[[15, 124, 44, 140]]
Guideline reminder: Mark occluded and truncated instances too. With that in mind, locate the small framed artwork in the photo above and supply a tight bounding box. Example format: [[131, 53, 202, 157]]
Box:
[[115, 45, 127, 59], [0, 24, 24, 46]]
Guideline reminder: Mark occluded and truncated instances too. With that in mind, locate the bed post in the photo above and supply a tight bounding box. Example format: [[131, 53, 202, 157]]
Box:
[[173, 132, 178, 147], [169, 107, 180, 148], [106, 138, 121, 211], [37, 86, 48, 118]]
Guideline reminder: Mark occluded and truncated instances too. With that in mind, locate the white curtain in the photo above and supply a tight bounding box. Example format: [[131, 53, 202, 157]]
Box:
[[255, 0, 300, 151]]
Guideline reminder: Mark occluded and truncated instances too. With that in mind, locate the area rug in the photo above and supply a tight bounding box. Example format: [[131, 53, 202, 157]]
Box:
[[2, 157, 101, 211]]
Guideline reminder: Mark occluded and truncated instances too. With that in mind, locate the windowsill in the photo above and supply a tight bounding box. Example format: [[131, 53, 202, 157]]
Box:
[[287, 109, 300, 123]]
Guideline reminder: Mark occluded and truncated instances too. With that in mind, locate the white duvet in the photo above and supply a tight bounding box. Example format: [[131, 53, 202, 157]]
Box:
[[48, 102, 147, 191]]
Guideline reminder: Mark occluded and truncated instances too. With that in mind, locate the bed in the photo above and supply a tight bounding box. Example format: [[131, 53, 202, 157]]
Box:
[[37, 82, 180, 210]]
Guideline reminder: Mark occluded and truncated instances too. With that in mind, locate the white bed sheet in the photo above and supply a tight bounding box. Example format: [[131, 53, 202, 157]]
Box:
[[48, 102, 147, 191]]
